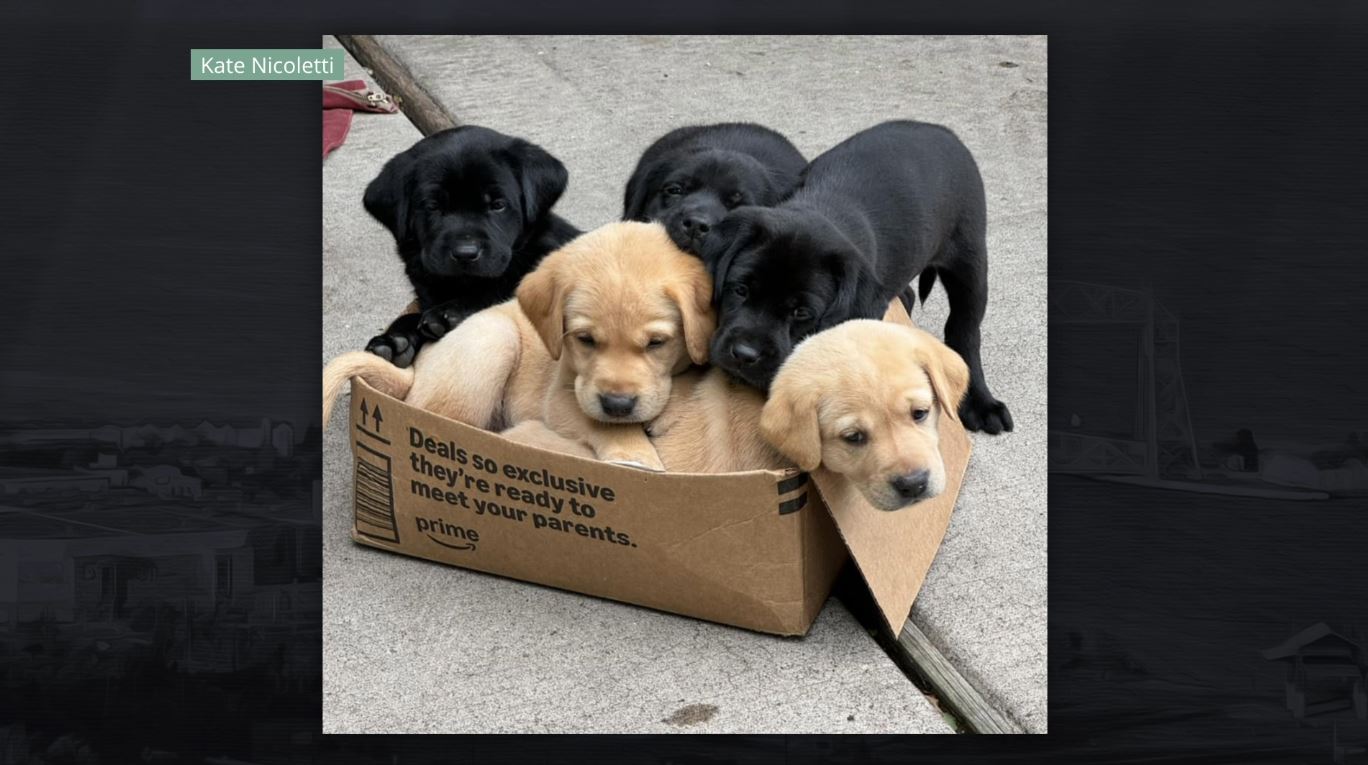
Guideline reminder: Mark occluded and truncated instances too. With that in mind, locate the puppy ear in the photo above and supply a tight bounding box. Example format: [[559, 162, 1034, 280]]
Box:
[[755, 165, 796, 206], [362, 151, 416, 244], [760, 383, 823, 472], [665, 263, 717, 366], [702, 211, 765, 303], [516, 250, 568, 359], [505, 139, 569, 223], [820, 258, 886, 330], [913, 329, 971, 422], [622, 159, 666, 221]]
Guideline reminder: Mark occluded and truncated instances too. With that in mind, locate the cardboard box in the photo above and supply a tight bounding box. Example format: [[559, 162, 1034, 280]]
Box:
[[342, 306, 971, 636]]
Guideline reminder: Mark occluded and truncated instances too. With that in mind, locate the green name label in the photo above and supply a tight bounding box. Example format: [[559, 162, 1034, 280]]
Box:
[[191, 49, 344, 80]]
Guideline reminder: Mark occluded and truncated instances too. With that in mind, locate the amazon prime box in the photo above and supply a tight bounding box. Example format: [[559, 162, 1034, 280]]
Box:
[[341, 304, 971, 636]]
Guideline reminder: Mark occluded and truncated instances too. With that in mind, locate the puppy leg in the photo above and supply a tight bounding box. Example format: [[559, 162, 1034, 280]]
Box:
[[417, 298, 478, 341], [366, 311, 425, 369], [545, 407, 664, 471], [588, 425, 666, 471], [941, 234, 1014, 435], [501, 421, 596, 459], [404, 310, 521, 428]]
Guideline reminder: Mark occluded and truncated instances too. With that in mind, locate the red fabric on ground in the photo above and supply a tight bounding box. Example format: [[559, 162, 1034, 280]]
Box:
[[323, 109, 354, 158], [323, 80, 397, 159]]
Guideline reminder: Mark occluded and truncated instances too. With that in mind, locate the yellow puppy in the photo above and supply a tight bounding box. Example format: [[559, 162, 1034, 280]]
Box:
[[760, 320, 969, 511], [517, 222, 713, 452], [322, 222, 714, 469]]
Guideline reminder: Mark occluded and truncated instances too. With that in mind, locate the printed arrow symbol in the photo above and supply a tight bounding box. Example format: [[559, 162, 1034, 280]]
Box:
[[360, 399, 370, 426], [372, 405, 384, 432]]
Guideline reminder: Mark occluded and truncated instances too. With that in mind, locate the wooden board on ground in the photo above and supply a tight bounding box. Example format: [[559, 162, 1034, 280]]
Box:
[[893, 620, 1023, 734], [335, 34, 459, 136]]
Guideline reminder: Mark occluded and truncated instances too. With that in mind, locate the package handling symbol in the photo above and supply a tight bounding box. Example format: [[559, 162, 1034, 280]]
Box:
[[356, 399, 391, 445], [360, 399, 383, 430]]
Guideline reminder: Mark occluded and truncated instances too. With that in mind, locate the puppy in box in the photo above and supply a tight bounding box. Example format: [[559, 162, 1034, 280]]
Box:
[[323, 222, 714, 469]]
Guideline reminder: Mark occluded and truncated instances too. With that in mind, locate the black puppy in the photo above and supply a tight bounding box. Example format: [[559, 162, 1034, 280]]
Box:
[[623, 123, 806, 255], [702, 120, 1012, 434], [362, 126, 581, 368]]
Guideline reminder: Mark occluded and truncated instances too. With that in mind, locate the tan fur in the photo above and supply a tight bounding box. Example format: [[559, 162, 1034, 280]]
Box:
[[645, 321, 969, 501], [760, 320, 970, 511], [499, 420, 597, 459], [645, 368, 785, 473], [398, 300, 550, 427], [322, 222, 712, 469], [510, 366, 784, 474], [514, 222, 714, 468], [321, 300, 545, 430], [321, 351, 415, 427]]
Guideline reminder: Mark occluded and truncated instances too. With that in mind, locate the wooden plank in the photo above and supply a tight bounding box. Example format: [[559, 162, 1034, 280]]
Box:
[[893, 619, 1022, 734], [334, 35, 458, 136]]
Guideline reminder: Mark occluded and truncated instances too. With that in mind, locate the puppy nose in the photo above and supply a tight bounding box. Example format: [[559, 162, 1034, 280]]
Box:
[[681, 216, 711, 235], [598, 394, 638, 417], [451, 242, 482, 261], [730, 342, 763, 365], [889, 470, 930, 501]]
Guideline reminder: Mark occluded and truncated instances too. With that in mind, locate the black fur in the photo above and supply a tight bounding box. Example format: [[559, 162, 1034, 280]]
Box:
[[361, 126, 581, 367], [702, 120, 1012, 434], [622, 123, 806, 255]]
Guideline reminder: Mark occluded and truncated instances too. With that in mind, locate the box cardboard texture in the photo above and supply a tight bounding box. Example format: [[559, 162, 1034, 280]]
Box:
[[344, 305, 971, 636]]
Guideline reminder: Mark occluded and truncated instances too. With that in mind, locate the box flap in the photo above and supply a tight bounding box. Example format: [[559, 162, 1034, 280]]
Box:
[[809, 300, 974, 634], [810, 421, 970, 635]]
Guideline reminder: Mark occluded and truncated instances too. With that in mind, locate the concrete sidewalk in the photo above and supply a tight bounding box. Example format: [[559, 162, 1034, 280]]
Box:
[[366, 34, 1049, 732], [321, 36, 954, 734]]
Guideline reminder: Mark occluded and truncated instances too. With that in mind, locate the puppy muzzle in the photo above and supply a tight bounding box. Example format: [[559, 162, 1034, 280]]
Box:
[[423, 241, 510, 278], [710, 333, 780, 391], [867, 469, 944, 511]]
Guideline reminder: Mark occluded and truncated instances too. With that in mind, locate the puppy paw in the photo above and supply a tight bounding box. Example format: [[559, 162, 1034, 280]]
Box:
[[959, 390, 1014, 435], [643, 415, 677, 440], [365, 331, 418, 369], [417, 305, 469, 340]]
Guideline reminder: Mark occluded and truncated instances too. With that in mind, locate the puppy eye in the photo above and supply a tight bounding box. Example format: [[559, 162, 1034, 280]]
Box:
[[791, 307, 813, 322], [663, 183, 684, 196], [732, 284, 749, 299], [726, 192, 744, 207], [646, 337, 668, 348], [912, 408, 930, 423], [574, 333, 596, 347], [841, 430, 867, 446], [488, 198, 507, 212]]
